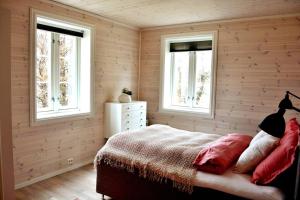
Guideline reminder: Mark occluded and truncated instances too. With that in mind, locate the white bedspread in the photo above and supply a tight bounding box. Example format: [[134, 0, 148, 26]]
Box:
[[193, 168, 284, 200]]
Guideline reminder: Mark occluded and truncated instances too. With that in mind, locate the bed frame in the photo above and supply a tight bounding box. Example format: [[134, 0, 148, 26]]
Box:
[[96, 147, 300, 200]]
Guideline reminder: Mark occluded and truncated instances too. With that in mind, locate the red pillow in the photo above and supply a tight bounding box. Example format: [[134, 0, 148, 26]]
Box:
[[251, 118, 300, 184], [193, 134, 252, 174]]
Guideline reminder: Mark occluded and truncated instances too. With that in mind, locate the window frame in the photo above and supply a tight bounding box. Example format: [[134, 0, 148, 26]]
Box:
[[30, 9, 95, 126], [36, 31, 80, 114], [159, 31, 218, 119]]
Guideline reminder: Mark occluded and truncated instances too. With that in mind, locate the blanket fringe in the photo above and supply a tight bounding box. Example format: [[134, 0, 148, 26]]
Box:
[[95, 154, 194, 194]]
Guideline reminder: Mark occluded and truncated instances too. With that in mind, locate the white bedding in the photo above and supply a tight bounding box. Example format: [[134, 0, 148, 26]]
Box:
[[193, 168, 284, 200]]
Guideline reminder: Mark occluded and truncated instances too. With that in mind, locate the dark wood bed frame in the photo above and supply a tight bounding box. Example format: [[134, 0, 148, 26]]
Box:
[[96, 147, 300, 200]]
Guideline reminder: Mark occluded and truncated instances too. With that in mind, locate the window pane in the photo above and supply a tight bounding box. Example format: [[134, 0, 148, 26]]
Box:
[[36, 29, 52, 111], [36, 83, 49, 108], [59, 83, 68, 106], [194, 50, 212, 109], [171, 52, 190, 107], [58, 34, 78, 109]]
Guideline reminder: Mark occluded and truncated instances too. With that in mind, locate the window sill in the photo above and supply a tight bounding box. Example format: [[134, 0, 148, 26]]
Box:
[[31, 110, 93, 126], [159, 107, 214, 119]]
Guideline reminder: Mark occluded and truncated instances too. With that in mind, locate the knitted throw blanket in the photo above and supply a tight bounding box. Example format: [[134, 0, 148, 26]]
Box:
[[95, 124, 221, 193]]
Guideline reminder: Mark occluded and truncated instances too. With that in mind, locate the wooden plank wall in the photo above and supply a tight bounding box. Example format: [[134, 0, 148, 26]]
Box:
[[0, 7, 16, 199], [140, 16, 300, 135], [1, 0, 139, 186]]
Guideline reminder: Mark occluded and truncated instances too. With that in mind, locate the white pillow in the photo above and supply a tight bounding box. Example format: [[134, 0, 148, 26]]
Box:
[[234, 130, 279, 174]]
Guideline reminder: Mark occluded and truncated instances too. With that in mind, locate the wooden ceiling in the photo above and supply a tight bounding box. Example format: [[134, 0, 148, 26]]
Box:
[[52, 0, 300, 28]]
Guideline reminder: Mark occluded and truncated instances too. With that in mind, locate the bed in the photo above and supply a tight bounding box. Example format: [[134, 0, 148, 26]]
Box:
[[95, 125, 300, 200]]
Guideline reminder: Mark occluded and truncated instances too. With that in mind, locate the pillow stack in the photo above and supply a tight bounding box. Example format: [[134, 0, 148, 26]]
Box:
[[192, 118, 299, 183], [235, 118, 300, 185], [251, 118, 299, 184]]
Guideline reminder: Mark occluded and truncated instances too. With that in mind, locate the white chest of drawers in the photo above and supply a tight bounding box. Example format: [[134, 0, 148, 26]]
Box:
[[104, 101, 147, 138]]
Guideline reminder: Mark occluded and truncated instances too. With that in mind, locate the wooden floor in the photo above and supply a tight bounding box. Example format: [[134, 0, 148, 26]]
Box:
[[15, 164, 110, 200]]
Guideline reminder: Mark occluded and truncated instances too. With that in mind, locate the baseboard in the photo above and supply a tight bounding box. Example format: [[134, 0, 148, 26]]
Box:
[[14, 159, 93, 190]]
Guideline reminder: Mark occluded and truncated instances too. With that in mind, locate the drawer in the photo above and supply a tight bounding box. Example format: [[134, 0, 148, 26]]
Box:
[[122, 117, 146, 127], [122, 110, 146, 120], [122, 103, 146, 112], [122, 122, 146, 131]]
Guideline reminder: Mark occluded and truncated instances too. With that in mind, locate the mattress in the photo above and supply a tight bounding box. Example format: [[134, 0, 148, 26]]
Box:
[[193, 168, 284, 200]]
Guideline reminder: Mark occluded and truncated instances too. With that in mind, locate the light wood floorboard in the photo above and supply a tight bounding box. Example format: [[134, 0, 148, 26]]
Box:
[[15, 164, 110, 200]]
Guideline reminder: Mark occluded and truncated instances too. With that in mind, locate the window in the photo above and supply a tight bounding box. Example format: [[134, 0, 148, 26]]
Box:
[[30, 10, 94, 125], [160, 32, 217, 118]]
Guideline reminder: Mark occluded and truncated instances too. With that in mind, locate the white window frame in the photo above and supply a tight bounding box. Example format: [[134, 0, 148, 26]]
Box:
[[30, 9, 95, 126], [159, 31, 218, 119]]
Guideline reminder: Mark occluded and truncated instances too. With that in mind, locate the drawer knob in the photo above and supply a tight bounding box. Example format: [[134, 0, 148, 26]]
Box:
[[127, 121, 130, 123], [126, 128, 129, 130], [127, 107, 130, 110], [127, 114, 130, 117]]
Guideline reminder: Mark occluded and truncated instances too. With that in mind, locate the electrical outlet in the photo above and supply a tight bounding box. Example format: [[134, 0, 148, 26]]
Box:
[[67, 158, 74, 165]]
